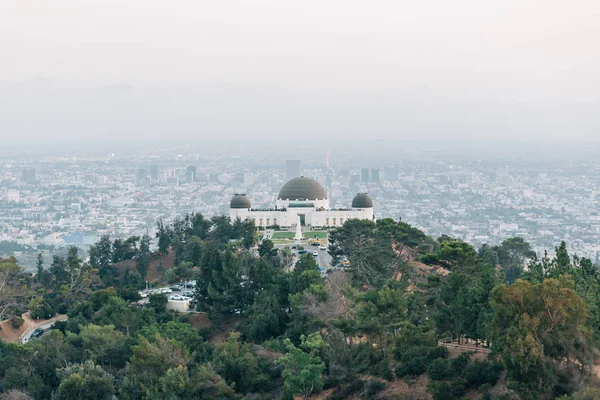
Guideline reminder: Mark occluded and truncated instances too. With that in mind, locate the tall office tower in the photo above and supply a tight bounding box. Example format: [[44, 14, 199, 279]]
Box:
[[137, 168, 148, 184], [371, 168, 380, 183], [186, 165, 197, 183], [22, 168, 37, 184], [361, 168, 370, 183], [150, 164, 159, 181], [286, 160, 302, 179], [384, 166, 398, 181], [371, 168, 379, 183]]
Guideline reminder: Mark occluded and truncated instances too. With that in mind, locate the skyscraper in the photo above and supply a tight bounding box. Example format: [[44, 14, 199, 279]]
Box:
[[361, 168, 370, 183], [186, 166, 197, 183], [137, 168, 147, 184], [150, 164, 159, 181], [286, 160, 302, 180], [371, 168, 380, 183]]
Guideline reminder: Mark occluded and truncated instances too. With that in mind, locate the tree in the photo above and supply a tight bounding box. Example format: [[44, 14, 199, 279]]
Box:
[[89, 235, 116, 284], [489, 276, 590, 399], [135, 234, 152, 279], [121, 335, 190, 400], [65, 247, 92, 295], [187, 365, 239, 399], [212, 332, 267, 394], [36, 253, 44, 282], [156, 219, 173, 255], [183, 236, 204, 266], [0, 258, 24, 322], [149, 293, 168, 313], [553, 241, 571, 277], [278, 337, 326, 400], [55, 360, 114, 400], [328, 219, 399, 286], [496, 237, 535, 284], [258, 239, 276, 257], [77, 324, 126, 369], [244, 290, 286, 342], [139, 321, 208, 355]]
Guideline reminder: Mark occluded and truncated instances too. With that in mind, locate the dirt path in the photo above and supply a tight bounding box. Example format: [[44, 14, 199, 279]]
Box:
[[0, 312, 67, 344]]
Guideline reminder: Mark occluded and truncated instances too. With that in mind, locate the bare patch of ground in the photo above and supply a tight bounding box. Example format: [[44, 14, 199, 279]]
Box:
[[0, 312, 66, 344]]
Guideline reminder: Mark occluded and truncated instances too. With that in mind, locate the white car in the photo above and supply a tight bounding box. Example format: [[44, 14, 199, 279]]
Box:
[[138, 291, 148, 298], [319, 245, 327, 251], [312, 251, 319, 257], [169, 295, 185, 301], [160, 288, 172, 294]]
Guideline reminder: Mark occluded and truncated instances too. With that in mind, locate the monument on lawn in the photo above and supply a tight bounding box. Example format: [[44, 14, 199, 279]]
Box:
[[294, 215, 302, 241]]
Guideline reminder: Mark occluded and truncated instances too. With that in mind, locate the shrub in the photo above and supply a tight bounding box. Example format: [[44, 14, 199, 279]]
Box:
[[394, 364, 408, 378], [463, 360, 502, 387], [427, 346, 447, 360], [447, 353, 470, 378], [327, 379, 365, 400], [11, 317, 24, 329], [427, 358, 449, 381], [427, 381, 453, 400], [478, 383, 492, 393], [365, 380, 386, 397]]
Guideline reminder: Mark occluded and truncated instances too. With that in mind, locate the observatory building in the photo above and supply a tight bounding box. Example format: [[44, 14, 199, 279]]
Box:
[[229, 176, 374, 228]]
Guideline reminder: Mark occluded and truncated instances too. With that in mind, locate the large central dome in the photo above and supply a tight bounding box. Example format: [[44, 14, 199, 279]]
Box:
[[278, 176, 327, 200]]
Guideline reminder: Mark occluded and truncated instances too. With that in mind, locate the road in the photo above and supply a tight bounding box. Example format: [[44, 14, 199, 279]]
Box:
[[20, 315, 68, 344]]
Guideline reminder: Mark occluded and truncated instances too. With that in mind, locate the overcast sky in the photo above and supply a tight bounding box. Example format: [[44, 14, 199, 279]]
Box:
[[0, 0, 598, 144]]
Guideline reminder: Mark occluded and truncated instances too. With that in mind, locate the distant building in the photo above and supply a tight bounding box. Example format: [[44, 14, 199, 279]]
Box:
[[22, 168, 36, 185], [361, 168, 370, 183], [209, 173, 219, 183], [6, 190, 20, 203], [186, 166, 197, 183], [350, 174, 360, 185], [137, 169, 148, 184], [286, 160, 302, 180], [371, 168, 380, 183], [150, 164, 159, 181], [230, 176, 374, 228]]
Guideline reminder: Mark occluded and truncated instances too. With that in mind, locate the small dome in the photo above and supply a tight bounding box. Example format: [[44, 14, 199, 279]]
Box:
[[278, 176, 327, 200], [352, 193, 373, 208], [230, 194, 251, 209]]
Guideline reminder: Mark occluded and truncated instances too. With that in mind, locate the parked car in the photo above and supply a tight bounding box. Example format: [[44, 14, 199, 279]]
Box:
[[319, 245, 327, 250], [181, 291, 194, 297], [169, 295, 186, 301], [138, 291, 148, 298], [170, 286, 181, 292], [31, 328, 45, 339], [298, 250, 308, 255], [160, 288, 172, 294], [312, 251, 319, 257]]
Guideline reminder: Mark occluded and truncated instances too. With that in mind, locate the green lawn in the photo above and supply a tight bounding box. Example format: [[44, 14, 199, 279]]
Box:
[[271, 232, 296, 239], [271, 231, 328, 240], [303, 231, 328, 239]]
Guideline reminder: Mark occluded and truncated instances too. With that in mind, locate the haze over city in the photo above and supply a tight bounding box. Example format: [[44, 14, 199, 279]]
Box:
[[1, 0, 599, 144]]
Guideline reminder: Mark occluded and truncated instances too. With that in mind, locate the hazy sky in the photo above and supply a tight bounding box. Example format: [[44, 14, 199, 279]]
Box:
[[1, 0, 598, 144]]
